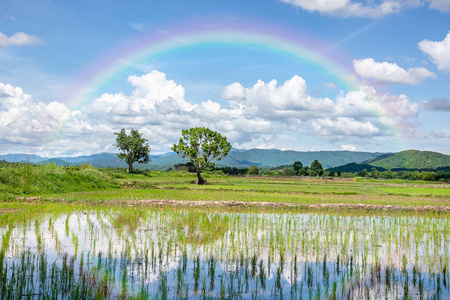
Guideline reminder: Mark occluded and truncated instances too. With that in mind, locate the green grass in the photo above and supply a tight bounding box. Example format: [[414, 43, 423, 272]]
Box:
[[1, 163, 449, 210], [45, 175, 450, 208], [0, 162, 118, 200]]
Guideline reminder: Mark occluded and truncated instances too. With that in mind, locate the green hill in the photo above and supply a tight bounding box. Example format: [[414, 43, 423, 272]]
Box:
[[326, 163, 387, 173], [363, 150, 450, 170]]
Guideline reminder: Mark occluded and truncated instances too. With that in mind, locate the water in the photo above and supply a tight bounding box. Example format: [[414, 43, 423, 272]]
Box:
[[0, 208, 449, 299]]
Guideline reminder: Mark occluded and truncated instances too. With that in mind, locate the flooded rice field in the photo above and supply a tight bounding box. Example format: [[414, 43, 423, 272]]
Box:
[[0, 207, 449, 299]]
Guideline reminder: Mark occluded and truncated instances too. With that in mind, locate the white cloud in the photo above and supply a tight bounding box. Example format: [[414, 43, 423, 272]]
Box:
[[311, 117, 381, 139], [220, 82, 246, 100], [419, 31, 450, 72], [0, 82, 71, 146], [236, 76, 334, 123], [0, 32, 42, 48], [0, 71, 423, 156], [279, 0, 403, 18], [428, 0, 450, 11], [281, 0, 450, 17], [341, 144, 357, 151], [353, 58, 436, 84]]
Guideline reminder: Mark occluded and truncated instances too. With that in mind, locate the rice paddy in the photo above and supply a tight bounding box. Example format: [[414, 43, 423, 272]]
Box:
[[1, 170, 450, 299], [0, 203, 449, 299]]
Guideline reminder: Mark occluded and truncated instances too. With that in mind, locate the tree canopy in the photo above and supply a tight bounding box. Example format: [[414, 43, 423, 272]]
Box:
[[171, 127, 232, 184], [247, 165, 259, 175], [310, 159, 324, 176], [114, 128, 150, 173]]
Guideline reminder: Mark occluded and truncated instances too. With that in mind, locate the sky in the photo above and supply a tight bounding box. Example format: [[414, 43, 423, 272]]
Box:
[[0, 0, 449, 157]]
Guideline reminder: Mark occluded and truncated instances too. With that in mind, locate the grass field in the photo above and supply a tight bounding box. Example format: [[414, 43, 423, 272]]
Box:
[[41, 172, 450, 211]]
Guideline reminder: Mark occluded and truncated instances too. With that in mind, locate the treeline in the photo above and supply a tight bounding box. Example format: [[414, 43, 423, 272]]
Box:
[[336, 168, 450, 181], [173, 160, 450, 181]]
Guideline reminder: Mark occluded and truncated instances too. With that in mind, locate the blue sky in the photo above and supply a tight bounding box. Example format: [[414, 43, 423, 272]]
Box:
[[0, 0, 449, 156]]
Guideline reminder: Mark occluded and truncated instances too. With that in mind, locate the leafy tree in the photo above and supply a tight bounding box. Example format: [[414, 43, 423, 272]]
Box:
[[247, 165, 259, 175], [310, 160, 324, 176], [171, 127, 232, 185], [371, 167, 379, 179], [282, 168, 296, 176], [114, 129, 150, 173], [299, 166, 310, 176], [293, 161, 303, 175], [357, 168, 368, 177]]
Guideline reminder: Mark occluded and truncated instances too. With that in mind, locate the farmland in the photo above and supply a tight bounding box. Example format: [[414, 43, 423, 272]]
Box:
[[0, 164, 449, 299]]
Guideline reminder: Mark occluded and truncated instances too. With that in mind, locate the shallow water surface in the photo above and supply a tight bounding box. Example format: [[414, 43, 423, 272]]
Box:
[[0, 208, 449, 299]]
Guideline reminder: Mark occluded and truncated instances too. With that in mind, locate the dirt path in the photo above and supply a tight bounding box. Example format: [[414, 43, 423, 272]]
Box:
[[123, 199, 450, 212]]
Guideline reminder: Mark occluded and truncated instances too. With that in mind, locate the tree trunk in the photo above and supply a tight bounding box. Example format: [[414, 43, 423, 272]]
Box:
[[127, 163, 133, 173], [196, 170, 207, 185]]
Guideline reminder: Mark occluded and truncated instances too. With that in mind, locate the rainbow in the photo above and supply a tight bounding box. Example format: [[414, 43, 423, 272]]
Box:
[[63, 19, 358, 110]]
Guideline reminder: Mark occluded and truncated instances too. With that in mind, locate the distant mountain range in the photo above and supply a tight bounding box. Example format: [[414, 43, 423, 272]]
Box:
[[1, 149, 384, 170], [2, 149, 448, 171]]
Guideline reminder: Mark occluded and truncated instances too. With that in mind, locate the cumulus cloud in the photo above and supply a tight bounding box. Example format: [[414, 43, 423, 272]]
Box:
[[230, 76, 334, 123], [220, 82, 246, 100], [281, 0, 450, 17], [311, 117, 381, 140], [419, 31, 450, 72], [0, 82, 71, 145], [341, 144, 357, 151], [420, 97, 450, 111], [279, 0, 403, 18], [0, 71, 423, 155], [0, 32, 42, 48], [353, 58, 436, 84], [224, 76, 418, 141]]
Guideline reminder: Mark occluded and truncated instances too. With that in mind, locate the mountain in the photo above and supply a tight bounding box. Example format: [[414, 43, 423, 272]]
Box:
[[326, 163, 387, 173], [1, 149, 383, 169], [363, 150, 450, 170], [37, 158, 75, 166], [217, 149, 384, 169], [0, 154, 47, 164]]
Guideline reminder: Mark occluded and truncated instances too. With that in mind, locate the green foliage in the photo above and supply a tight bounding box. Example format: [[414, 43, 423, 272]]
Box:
[[310, 160, 324, 176], [114, 129, 150, 173], [171, 127, 232, 184], [247, 165, 259, 175], [364, 150, 450, 170], [293, 161, 303, 175]]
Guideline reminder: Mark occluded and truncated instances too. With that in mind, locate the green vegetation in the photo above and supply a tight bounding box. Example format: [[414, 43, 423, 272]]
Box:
[[0, 159, 449, 299], [114, 128, 151, 173], [0, 206, 448, 299], [172, 127, 232, 185], [1, 161, 449, 208], [364, 149, 450, 170], [247, 165, 259, 175], [0, 161, 117, 200]]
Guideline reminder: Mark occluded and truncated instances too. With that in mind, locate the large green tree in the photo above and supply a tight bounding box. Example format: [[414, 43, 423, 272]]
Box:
[[171, 127, 232, 184], [114, 128, 150, 173]]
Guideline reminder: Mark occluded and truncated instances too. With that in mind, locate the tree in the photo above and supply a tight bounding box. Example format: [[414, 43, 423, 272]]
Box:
[[171, 127, 232, 185], [114, 128, 150, 173], [371, 167, 379, 179], [293, 161, 303, 175], [310, 160, 324, 176], [247, 165, 259, 175]]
